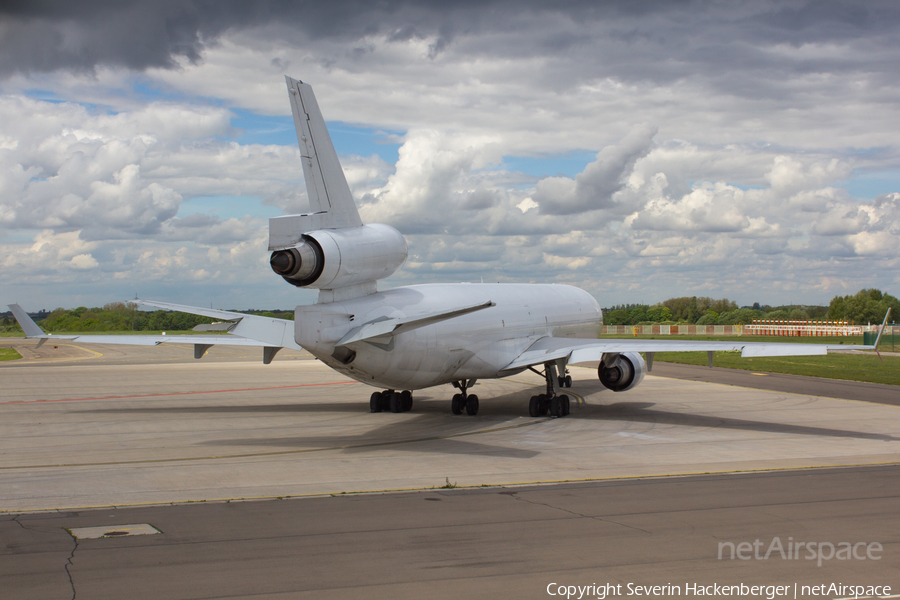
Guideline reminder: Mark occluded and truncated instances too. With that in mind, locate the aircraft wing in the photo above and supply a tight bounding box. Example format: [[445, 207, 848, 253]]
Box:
[[8, 302, 301, 364], [502, 335, 878, 372]]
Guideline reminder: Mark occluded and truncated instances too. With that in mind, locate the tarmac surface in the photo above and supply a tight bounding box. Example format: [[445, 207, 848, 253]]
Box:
[[1, 338, 898, 598]]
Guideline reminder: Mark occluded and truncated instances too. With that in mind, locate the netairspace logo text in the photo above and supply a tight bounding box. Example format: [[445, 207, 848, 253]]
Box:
[[545, 582, 893, 600], [718, 537, 882, 567]]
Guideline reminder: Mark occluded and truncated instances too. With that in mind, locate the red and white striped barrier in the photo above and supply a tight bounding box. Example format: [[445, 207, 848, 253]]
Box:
[[599, 322, 894, 336], [742, 319, 862, 337]]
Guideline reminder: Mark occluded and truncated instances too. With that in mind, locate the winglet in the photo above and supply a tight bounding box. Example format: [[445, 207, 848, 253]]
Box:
[[284, 76, 362, 229], [873, 307, 892, 363], [8, 304, 48, 339]]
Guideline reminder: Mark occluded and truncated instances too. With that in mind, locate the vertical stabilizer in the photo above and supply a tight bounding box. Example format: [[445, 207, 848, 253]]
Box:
[[285, 76, 363, 229]]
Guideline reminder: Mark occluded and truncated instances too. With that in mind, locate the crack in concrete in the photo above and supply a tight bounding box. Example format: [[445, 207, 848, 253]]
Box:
[[64, 531, 78, 600], [10, 514, 45, 534], [11, 516, 78, 598], [511, 494, 653, 534]]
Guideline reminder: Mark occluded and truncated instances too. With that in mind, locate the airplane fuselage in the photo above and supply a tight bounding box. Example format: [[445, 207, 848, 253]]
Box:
[[296, 283, 602, 390]]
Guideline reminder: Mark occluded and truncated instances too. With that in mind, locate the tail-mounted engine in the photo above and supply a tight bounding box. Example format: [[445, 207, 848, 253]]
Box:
[[269, 222, 408, 290], [598, 351, 646, 392]]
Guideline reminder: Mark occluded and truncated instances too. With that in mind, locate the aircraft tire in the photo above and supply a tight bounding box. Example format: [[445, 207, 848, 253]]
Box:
[[401, 390, 413, 412], [560, 394, 570, 416], [389, 392, 403, 413], [538, 394, 550, 416], [529, 395, 541, 417], [465, 394, 479, 416], [451, 393, 464, 415], [370, 392, 383, 413], [550, 396, 562, 418], [565, 375, 573, 388]]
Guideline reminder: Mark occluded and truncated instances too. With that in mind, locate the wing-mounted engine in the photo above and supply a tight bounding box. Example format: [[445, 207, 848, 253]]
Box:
[[598, 351, 646, 392], [269, 221, 407, 290]]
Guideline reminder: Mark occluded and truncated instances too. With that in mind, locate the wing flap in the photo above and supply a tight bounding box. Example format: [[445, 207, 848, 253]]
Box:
[[44, 334, 267, 347], [137, 299, 299, 350], [739, 344, 827, 357]]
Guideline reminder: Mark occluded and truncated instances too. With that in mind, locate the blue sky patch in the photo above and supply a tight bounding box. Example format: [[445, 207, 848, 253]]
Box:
[[842, 171, 900, 200], [24, 89, 65, 103], [179, 195, 282, 220], [501, 151, 597, 179]]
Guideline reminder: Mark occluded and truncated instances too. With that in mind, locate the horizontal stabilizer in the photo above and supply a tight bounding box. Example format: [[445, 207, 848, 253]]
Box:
[[338, 301, 495, 347]]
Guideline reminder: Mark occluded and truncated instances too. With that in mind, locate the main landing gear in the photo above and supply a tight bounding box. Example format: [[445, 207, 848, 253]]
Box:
[[370, 389, 413, 413], [450, 379, 479, 416], [528, 361, 571, 418]]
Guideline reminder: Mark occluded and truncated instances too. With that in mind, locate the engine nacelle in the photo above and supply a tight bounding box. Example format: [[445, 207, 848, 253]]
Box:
[[270, 223, 407, 289], [598, 351, 646, 392]]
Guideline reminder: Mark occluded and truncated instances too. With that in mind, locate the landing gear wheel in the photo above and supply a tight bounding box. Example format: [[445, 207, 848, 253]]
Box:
[[370, 392, 383, 413], [401, 390, 413, 412], [465, 394, 479, 416], [451, 393, 464, 415], [538, 394, 550, 416], [560, 394, 570, 416], [550, 396, 562, 418], [389, 392, 403, 413], [529, 395, 541, 418], [565, 375, 572, 388]]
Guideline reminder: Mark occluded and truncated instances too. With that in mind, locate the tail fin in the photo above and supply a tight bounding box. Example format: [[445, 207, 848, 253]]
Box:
[[285, 76, 362, 230]]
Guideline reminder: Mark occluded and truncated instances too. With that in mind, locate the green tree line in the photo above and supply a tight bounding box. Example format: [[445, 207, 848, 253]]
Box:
[[2, 290, 894, 333], [827, 289, 900, 325], [604, 289, 897, 326]]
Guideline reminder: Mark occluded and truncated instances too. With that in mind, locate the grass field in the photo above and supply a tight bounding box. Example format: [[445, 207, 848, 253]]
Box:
[[600, 334, 899, 386], [654, 351, 899, 386], [0, 347, 22, 361]]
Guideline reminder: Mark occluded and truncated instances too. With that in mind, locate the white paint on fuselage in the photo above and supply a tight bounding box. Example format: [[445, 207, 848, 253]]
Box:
[[295, 283, 602, 391]]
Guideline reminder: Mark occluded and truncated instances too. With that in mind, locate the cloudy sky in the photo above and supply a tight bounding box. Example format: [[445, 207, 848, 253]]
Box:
[[2, 0, 899, 311]]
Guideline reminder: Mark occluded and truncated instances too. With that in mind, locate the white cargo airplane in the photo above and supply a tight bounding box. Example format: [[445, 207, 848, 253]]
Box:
[[8, 77, 892, 418]]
